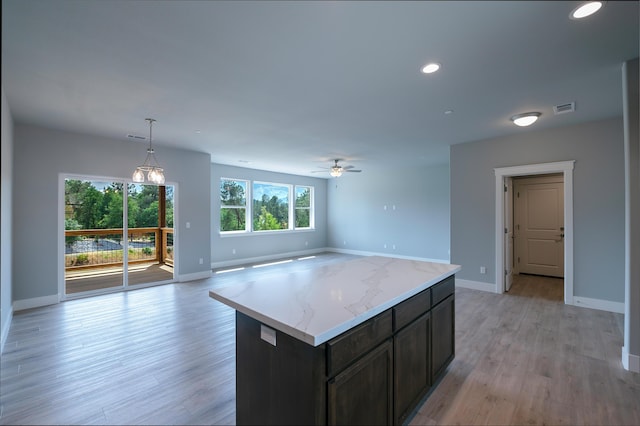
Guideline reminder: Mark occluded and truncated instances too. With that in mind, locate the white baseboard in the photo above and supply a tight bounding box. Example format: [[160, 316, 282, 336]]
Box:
[[327, 247, 450, 264], [13, 294, 59, 312], [212, 247, 451, 271], [455, 279, 497, 293], [572, 296, 625, 314], [622, 347, 640, 372], [211, 248, 328, 270], [1, 306, 13, 354], [178, 270, 212, 282]]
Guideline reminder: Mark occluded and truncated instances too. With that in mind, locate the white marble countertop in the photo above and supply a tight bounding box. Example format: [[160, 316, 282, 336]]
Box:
[[208, 256, 461, 346]]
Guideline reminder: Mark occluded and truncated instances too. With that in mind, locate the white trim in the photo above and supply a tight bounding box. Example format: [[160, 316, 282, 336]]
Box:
[[58, 174, 66, 301], [495, 161, 575, 304], [572, 296, 625, 314], [13, 294, 59, 312], [212, 247, 451, 271], [455, 279, 496, 293], [328, 247, 450, 264], [211, 248, 329, 270], [178, 270, 212, 282], [1, 306, 13, 354], [622, 347, 640, 372]]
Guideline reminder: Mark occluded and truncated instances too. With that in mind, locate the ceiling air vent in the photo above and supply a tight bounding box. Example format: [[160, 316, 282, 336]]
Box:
[[127, 134, 146, 140], [553, 102, 575, 115]]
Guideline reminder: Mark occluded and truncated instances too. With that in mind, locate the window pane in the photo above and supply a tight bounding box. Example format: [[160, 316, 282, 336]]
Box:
[[295, 209, 310, 228], [253, 182, 290, 231], [221, 208, 247, 231], [220, 180, 246, 206], [295, 186, 311, 207]]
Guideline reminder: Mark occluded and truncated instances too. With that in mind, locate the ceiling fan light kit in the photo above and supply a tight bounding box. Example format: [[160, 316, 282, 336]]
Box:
[[313, 159, 362, 178]]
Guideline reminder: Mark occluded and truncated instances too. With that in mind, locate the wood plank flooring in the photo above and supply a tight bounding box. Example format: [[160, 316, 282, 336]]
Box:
[[1, 253, 638, 425]]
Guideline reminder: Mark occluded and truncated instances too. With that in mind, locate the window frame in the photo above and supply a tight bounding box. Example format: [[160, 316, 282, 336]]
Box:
[[219, 178, 250, 234], [294, 185, 314, 230], [219, 178, 315, 236], [252, 180, 292, 232]]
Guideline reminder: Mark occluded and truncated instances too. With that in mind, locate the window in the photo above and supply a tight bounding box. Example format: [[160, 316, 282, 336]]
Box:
[[295, 186, 312, 229], [252, 182, 290, 231], [219, 178, 314, 234], [220, 179, 248, 232]]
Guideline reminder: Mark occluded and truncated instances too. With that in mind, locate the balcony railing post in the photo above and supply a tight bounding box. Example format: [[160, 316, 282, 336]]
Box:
[[156, 228, 162, 264]]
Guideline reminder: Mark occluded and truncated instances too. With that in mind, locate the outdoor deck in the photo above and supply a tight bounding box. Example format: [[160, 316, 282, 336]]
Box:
[[65, 262, 174, 294]]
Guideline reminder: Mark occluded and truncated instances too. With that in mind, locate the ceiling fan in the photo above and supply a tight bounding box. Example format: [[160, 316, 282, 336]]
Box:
[[312, 159, 362, 177]]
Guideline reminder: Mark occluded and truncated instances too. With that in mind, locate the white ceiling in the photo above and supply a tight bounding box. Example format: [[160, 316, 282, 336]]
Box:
[[2, 1, 638, 178]]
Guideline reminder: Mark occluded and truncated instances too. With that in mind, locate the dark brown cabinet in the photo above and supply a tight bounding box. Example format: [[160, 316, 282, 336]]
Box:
[[431, 277, 455, 381], [235, 275, 455, 426], [393, 312, 430, 425], [328, 340, 393, 425]]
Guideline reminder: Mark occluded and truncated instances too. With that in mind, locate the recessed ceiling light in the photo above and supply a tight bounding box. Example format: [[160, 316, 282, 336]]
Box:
[[510, 112, 541, 127], [444, 109, 454, 115], [570, 1, 604, 19], [421, 62, 441, 74]]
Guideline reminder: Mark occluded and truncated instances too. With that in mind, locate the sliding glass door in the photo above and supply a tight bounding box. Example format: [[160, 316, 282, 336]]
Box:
[[64, 177, 175, 296]]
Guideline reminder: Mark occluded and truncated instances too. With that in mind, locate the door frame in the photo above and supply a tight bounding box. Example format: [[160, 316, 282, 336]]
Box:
[[58, 173, 178, 300], [494, 161, 575, 304]]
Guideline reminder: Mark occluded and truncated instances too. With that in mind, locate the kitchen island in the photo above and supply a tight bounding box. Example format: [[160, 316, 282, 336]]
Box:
[[209, 255, 461, 425]]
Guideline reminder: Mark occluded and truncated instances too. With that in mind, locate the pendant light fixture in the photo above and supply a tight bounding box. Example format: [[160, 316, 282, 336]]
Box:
[[132, 118, 165, 184]]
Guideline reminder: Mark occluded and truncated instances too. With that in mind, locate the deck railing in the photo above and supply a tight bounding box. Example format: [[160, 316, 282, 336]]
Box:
[[65, 227, 174, 270]]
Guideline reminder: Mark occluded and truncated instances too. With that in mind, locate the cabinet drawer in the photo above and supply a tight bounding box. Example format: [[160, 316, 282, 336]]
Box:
[[327, 309, 392, 377], [393, 288, 431, 331], [431, 276, 454, 307]]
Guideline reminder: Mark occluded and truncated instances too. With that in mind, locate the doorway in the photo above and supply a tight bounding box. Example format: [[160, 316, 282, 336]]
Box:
[[513, 174, 564, 278], [494, 161, 575, 305], [62, 176, 175, 297]]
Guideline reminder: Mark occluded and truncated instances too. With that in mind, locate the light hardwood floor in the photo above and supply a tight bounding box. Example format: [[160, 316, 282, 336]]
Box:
[[1, 253, 638, 425]]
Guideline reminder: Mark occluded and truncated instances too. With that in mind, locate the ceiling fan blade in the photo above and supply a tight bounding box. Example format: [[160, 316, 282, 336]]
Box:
[[345, 169, 362, 172], [342, 165, 355, 170]]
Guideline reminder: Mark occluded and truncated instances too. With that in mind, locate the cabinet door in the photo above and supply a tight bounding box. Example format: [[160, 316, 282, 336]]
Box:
[[431, 294, 455, 381], [327, 340, 393, 426], [394, 313, 430, 425]]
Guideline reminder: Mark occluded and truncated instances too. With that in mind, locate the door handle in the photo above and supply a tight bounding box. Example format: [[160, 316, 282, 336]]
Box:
[[555, 233, 565, 242]]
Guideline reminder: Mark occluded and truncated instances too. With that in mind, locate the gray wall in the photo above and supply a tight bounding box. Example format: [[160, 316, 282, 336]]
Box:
[[1, 85, 14, 349], [327, 164, 450, 262], [211, 163, 328, 266], [12, 124, 212, 303], [451, 117, 626, 303]]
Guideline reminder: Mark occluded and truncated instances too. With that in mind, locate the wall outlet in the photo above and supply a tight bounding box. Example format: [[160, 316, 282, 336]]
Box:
[[232, 248, 236, 254], [480, 266, 486, 274], [199, 258, 204, 265]]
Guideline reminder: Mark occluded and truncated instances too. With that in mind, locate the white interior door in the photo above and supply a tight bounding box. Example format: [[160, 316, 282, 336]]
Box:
[[514, 175, 564, 278], [504, 178, 514, 291]]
